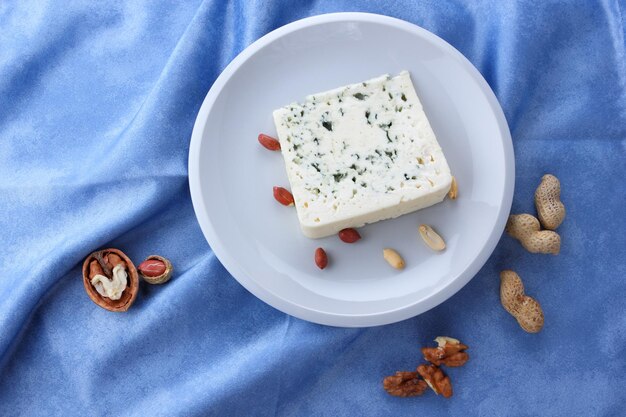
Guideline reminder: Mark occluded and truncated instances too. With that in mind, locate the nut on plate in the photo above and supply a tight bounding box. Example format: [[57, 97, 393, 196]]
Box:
[[338, 228, 361, 243], [383, 371, 428, 397], [82, 248, 139, 312], [383, 248, 405, 269], [258, 133, 281, 151], [138, 255, 173, 284], [314, 247, 328, 270], [422, 336, 469, 367], [418, 224, 446, 251], [448, 176, 458, 200], [273, 186, 295, 206]]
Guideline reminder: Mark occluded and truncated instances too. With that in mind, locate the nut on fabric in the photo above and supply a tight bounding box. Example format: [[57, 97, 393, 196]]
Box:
[[417, 364, 453, 398], [82, 248, 139, 312], [422, 337, 469, 367], [506, 213, 561, 255], [383, 371, 428, 397], [138, 255, 173, 284], [535, 174, 565, 230], [500, 270, 544, 333]]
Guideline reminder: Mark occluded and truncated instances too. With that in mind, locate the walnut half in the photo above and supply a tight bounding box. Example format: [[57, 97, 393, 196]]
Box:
[[82, 248, 139, 312], [421, 336, 469, 367], [383, 371, 428, 397], [417, 364, 453, 398]]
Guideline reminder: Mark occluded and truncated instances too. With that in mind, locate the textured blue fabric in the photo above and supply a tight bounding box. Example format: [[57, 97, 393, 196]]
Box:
[[1, 0, 625, 415]]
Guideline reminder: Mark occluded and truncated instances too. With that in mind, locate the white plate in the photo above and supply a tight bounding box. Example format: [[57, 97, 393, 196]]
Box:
[[189, 13, 514, 327]]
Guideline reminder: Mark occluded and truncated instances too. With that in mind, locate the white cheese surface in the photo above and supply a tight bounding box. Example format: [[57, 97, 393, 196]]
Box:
[[273, 71, 452, 238]]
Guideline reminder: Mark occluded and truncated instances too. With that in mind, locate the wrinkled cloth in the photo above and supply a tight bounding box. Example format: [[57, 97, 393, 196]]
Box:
[[0, 1, 625, 416]]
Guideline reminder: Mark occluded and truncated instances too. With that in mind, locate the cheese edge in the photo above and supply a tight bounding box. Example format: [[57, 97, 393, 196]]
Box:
[[298, 174, 452, 238]]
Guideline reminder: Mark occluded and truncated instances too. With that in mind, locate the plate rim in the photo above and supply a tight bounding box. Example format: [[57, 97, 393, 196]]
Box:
[[188, 12, 515, 327]]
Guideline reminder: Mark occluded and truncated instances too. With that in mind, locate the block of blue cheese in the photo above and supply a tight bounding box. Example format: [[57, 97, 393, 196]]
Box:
[[272, 71, 452, 238]]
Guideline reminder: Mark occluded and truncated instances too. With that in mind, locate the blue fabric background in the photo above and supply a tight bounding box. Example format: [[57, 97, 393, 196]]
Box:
[[1, 1, 625, 416]]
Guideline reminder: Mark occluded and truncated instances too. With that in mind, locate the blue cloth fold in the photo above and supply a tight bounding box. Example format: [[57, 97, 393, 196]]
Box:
[[1, 1, 624, 415]]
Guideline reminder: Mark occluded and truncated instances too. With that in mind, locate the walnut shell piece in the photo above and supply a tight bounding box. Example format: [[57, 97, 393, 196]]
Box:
[[138, 255, 173, 284], [383, 371, 428, 397], [82, 248, 139, 312]]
